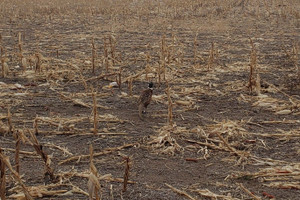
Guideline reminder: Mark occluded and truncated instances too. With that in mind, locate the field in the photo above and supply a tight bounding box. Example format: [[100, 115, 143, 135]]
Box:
[[0, 0, 300, 199]]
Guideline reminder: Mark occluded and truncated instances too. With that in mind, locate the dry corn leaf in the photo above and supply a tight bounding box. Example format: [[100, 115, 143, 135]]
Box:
[[276, 109, 292, 115], [192, 189, 238, 200], [9, 186, 68, 199], [118, 92, 128, 98], [175, 100, 192, 106], [264, 182, 300, 189], [141, 73, 155, 79], [0, 82, 7, 87], [84, 60, 92, 65], [87, 172, 101, 200], [98, 114, 118, 120], [165, 183, 196, 200], [152, 94, 165, 101]]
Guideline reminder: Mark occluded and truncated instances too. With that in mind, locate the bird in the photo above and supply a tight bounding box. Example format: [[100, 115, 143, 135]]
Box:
[[138, 82, 153, 120]]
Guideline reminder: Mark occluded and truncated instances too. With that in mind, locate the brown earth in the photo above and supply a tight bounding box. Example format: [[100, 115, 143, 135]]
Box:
[[0, 1, 300, 199]]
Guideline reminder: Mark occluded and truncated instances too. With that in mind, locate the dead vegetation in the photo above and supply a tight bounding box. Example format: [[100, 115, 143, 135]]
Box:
[[0, 0, 300, 199]]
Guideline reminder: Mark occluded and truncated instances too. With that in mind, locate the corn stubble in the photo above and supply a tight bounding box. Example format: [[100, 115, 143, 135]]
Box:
[[0, 148, 6, 200], [92, 89, 98, 135], [29, 130, 56, 182], [0, 0, 299, 199], [91, 38, 96, 74], [18, 32, 28, 73], [35, 53, 42, 73], [88, 144, 101, 200], [166, 83, 173, 126], [14, 131, 21, 174], [122, 156, 130, 192], [207, 42, 215, 70], [103, 34, 117, 74], [284, 43, 300, 89], [247, 38, 261, 95], [7, 108, 13, 135], [1, 57, 9, 78]]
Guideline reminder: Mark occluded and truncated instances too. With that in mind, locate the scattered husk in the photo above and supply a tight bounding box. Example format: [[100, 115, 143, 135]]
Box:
[[0, 3, 299, 199], [165, 183, 196, 200], [263, 182, 300, 190], [9, 186, 68, 199], [238, 183, 261, 200], [0, 151, 33, 200], [192, 189, 239, 200], [148, 125, 183, 155], [59, 143, 137, 165]]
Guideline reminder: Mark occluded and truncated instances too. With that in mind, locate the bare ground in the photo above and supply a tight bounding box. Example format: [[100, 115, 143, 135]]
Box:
[[0, 1, 300, 199]]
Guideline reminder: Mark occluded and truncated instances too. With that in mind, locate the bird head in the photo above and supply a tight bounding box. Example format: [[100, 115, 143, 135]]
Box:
[[148, 82, 154, 89]]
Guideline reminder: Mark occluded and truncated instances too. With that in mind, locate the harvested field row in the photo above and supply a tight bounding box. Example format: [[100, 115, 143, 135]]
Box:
[[0, 0, 300, 199]]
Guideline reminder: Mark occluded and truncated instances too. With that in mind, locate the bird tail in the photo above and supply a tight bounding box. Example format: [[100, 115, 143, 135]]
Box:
[[138, 104, 144, 120]]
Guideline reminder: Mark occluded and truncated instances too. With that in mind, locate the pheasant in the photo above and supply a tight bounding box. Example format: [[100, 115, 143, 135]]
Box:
[[138, 82, 153, 120]]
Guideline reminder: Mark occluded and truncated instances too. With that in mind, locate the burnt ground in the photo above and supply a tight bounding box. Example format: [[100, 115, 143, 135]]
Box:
[[0, 1, 300, 199]]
